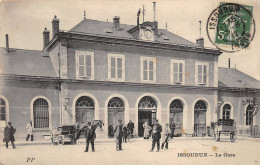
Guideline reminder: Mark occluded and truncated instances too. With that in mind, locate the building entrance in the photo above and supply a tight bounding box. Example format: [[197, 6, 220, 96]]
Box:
[[138, 96, 157, 137]]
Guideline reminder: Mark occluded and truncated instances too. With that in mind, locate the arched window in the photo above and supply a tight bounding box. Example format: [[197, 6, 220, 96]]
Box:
[[170, 99, 183, 135], [33, 98, 49, 128], [0, 98, 6, 121], [194, 100, 207, 110], [75, 96, 95, 123], [222, 104, 231, 120], [108, 97, 124, 108], [246, 105, 253, 125], [138, 96, 157, 109], [170, 99, 183, 124], [194, 100, 207, 136], [108, 97, 125, 137]]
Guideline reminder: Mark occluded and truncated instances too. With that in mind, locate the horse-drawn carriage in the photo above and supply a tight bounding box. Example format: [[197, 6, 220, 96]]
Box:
[[51, 125, 76, 145], [51, 120, 104, 145], [213, 119, 236, 142]]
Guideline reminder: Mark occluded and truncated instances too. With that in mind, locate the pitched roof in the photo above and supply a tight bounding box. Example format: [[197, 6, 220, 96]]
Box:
[[0, 48, 57, 77], [218, 67, 260, 89], [69, 19, 194, 46]]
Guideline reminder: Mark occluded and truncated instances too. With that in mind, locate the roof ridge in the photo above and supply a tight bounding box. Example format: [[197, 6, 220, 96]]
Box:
[[70, 18, 136, 32]]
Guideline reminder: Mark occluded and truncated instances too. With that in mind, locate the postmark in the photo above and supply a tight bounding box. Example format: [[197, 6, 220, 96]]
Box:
[[207, 3, 255, 52]]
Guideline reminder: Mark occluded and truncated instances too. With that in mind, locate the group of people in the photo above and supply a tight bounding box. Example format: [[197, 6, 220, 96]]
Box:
[[110, 119, 175, 152], [3, 121, 34, 149], [148, 120, 175, 152], [3, 119, 174, 153]]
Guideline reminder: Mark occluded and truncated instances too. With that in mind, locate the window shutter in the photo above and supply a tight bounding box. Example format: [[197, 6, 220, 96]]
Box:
[[179, 63, 183, 83], [203, 65, 207, 84], [143, 60, 148, 80], [117, 58, 122, 79], [198, 65, 202, 84], [111, 57, 116, 78], [173, 62, 178, 83], [86, 55, 92, 78], [149, 60, 154, 81], [78, 54, 85, 77]]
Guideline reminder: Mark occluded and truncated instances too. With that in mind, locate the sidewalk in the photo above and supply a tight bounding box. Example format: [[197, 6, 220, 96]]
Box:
[[1, 135, 259, 147]]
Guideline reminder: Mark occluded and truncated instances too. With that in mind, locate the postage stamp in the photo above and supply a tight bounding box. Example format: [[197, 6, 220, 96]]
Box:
[[207, 3, 256, 52]]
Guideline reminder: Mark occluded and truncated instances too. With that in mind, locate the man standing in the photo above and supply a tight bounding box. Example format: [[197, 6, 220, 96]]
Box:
[[114, 120, 123, 151], [84, 121, 96, 152], [127, 120, 134, 137], [149, 119, 162, 152], [4, 122, 16, 149], [26, 121, 33, 141], [169, 122, 176, 138], [161, 123, 172, 150]]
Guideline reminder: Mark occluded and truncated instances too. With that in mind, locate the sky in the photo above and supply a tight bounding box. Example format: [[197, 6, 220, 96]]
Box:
[[0, 0, 259, 80]]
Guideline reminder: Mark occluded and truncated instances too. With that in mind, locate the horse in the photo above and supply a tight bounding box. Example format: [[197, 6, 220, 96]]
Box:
[[74, 120, 104, 144]]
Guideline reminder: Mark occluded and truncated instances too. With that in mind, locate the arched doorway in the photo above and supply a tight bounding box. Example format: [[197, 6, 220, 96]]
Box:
[[108, 97, 124, 137], [170, 99, 183, 136], [75, 96, 95, 123], [222, 104, 231, 119], [194, 100, 207, 136], [138, 96, 157, 137]]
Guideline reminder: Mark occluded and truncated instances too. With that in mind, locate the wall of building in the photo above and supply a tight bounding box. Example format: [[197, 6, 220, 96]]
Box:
[[218, 90, 260, 136], [66, 40, 217, 87], [0, 80, 60, 140], [61, 82, 217, 138]]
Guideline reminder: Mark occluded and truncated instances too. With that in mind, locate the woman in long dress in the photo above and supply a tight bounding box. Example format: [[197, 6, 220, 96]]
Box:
[[143, 122, 151, 139]]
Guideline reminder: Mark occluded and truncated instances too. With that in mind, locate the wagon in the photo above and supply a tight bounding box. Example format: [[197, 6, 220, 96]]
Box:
[[51, 125, 76, 145], [213, 119, 236, 142]]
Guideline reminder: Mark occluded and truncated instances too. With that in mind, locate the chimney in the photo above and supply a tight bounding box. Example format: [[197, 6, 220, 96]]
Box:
[[43, 28, 50, 48], [137, 8, 141, 26], [5, 34, 9, 53], [52, 15, 60, 38], [228, 58, 231, 68], [196, 38, 204, 47], [154, 21, 158, 36], [196, 21, 204, 47], [113, 16, 120, 30]]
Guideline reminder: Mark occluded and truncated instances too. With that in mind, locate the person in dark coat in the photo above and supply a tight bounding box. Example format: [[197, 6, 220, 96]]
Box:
[[122, 127, 128, 143], [4, 122, 16, 149], [169, 122, 176, 138], [149, 120, 162, 152], [127, 120, 134, 137], [84, 122, 96, 152], [114, 120, 123, 151]]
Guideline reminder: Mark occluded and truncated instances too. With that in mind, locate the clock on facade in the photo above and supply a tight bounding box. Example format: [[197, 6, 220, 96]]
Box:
[[144, 29, 153, 39]]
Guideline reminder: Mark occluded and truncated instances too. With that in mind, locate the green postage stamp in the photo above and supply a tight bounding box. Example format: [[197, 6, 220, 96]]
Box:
[[207, 3, 255, 52]]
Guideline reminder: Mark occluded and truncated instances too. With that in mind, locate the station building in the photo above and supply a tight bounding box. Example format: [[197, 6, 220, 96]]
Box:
[[0, 13, 260, 140]]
